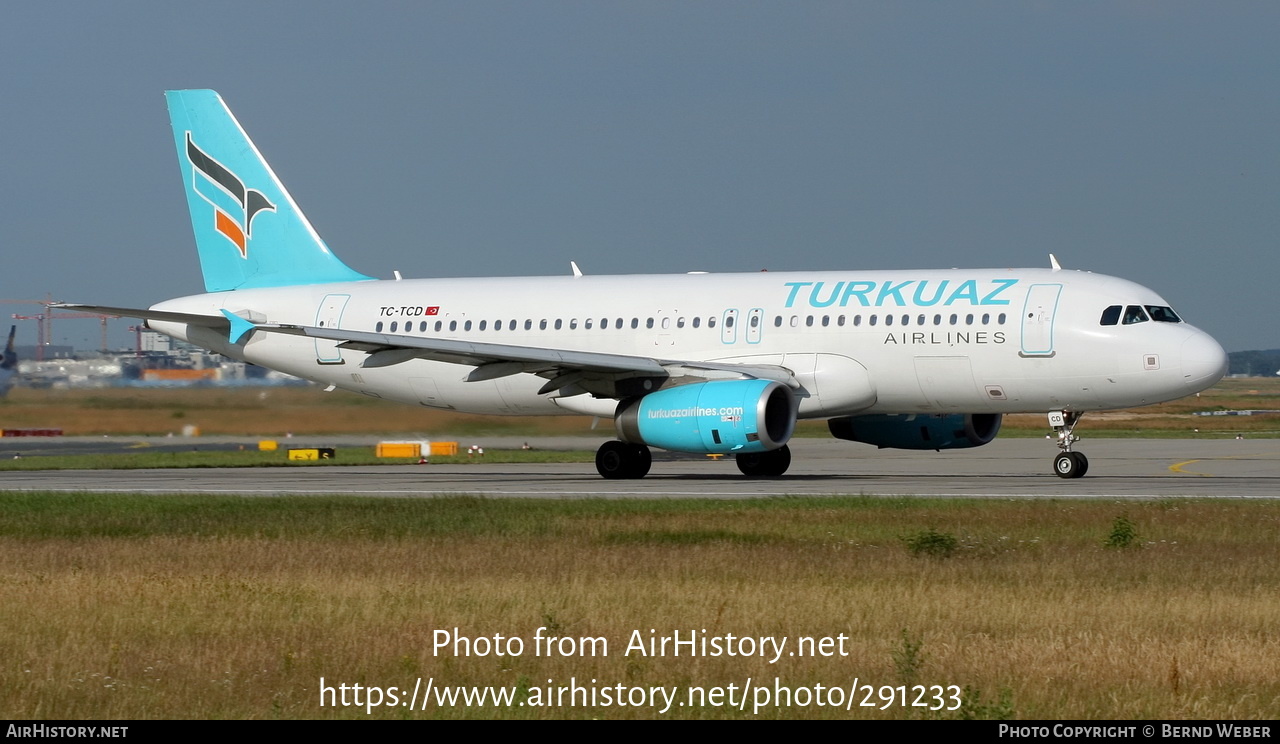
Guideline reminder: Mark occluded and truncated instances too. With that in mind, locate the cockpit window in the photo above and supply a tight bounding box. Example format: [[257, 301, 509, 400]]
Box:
[[1122, 305, 1149, 325], [1100, 305, 1121, 326], [1145, 305, 1182, 323]]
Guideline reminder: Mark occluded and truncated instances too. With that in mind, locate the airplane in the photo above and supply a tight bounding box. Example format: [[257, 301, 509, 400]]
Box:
[[0, 326, 17, 397], [61, 89, 1229, 479]]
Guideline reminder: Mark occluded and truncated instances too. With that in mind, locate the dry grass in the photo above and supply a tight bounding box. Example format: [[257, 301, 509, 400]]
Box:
[[3, 377, 1278, 437], [2, 495, 1278, 719], [994, 376, 1280, 437], [0, 386, 595, 437]]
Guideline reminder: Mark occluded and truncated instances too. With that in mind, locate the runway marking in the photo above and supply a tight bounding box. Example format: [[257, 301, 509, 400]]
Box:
[[1169, 452, 1275, 477], [1169, 459, 1211, 477]]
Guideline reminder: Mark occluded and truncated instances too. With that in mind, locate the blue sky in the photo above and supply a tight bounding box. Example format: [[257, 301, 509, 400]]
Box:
[[2, 2, 1277, 352]]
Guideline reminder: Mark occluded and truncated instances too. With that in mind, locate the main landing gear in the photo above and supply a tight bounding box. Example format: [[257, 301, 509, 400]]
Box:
[[735, 444, 792, 477], [594, 441, 794, 479], [595, 441, 651, 479], [1048, 411, 1089, 479]]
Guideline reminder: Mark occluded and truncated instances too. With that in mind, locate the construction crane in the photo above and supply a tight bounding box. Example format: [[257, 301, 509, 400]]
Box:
[[10, 304, 114, 360]]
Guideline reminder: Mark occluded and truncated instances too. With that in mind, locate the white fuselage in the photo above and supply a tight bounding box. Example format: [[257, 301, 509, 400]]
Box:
[[149, 267, 1227, 419]]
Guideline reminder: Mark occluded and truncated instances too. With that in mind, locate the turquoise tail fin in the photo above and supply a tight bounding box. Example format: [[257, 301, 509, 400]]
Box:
[[166, 90, 372, 292]]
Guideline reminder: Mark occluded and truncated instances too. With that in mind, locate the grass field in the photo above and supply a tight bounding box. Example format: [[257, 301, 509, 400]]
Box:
[[1001, 375, 1280, 438], [0, 386, 596, 437], [1, 377, 1278, 438], [0, 448, 595, 471], [1, 493, 1277, 719], [3, 379, 1277, 719]]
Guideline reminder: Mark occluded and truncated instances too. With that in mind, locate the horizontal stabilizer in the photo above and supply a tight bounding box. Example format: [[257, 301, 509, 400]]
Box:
[[51, 304, 230, 328]]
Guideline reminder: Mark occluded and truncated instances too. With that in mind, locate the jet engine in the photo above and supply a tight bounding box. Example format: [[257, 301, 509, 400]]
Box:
[[827, 413, 1001, 450], [616, 379, 795, 454]]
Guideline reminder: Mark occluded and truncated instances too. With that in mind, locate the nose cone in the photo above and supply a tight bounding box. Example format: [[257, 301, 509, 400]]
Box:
[[1181, 331, 1228, 392]]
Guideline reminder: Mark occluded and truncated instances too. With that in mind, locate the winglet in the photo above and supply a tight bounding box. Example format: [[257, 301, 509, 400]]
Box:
[[1049, 254, 1062, 272], [220, 309, 258, 345], [571, 261, 583, 277]]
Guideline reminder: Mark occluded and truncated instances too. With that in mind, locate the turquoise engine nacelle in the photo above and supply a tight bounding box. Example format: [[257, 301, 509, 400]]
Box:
[[616, 380, 796, 455], [828, 413, 1002, 450]]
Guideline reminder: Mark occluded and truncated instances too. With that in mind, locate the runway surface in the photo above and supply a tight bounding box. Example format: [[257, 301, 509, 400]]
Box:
[[1, 437, 1276, 499]]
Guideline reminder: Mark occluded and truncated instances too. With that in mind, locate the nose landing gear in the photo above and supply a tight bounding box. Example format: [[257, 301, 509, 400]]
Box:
[[1048, 411, 1089, 478]]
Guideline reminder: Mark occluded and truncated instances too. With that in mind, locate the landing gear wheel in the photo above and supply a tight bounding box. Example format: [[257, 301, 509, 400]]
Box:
[[629, 444, 652, 479], [1053, 451, 1088, 479], [596, 441, 651, 479], [1071, 451, 1088, 478], [1047, 411, 1090, 479], [735, 445, 792, 477]]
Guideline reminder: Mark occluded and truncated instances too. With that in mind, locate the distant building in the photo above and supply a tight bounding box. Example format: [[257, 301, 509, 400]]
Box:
[[14, 345, 75, 359], [139, 330, 200, 354]]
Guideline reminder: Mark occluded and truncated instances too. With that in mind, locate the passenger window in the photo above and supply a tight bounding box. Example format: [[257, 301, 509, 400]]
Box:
[[479, 320, 487, 331], [677, 317, 685, 328], [646, 318, 654, 329], [585, 319, 593, 329], [464, 320, 472, 331], [1122, 305, 1149, 325], [773, 316, 782, 327], [692, 317, 701, 328], [449, 320, 458, 331], [821, 315, 829, 327], [631, 318, 639, 329], [709, 317, 717, 328], [539, 320, 547, 330], [837, 315, 845, 327], [375, 321, 384, 332], [554, 319, 563, 330], [524, 320, 532, 331], [1100, 306, 1121, 326]]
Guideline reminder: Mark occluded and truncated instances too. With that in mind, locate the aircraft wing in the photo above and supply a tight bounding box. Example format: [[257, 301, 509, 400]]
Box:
[[259, 322, 797, 397], [51, 304, 797, 396]]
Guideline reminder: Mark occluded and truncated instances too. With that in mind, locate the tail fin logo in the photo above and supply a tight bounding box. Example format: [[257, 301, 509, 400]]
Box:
[[185, 132, 275, 258]]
